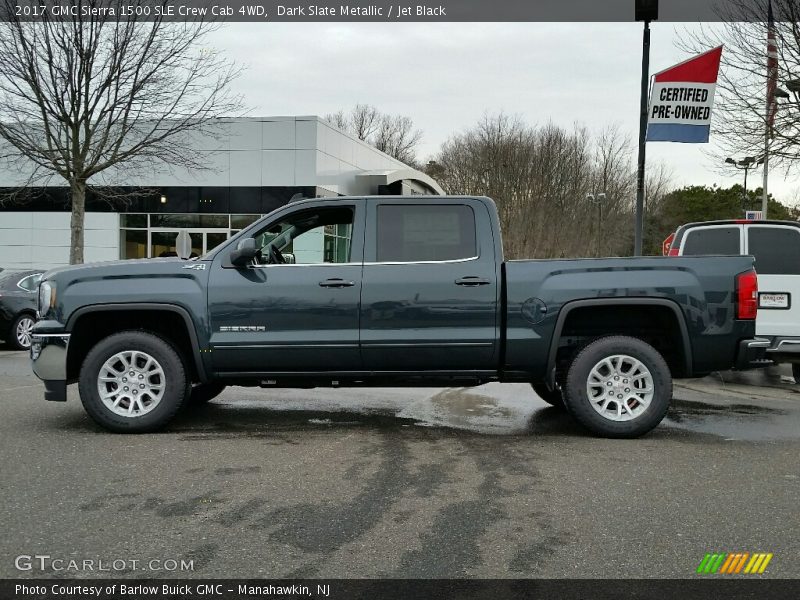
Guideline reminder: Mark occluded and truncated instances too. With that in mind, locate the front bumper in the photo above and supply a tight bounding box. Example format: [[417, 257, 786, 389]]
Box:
[[30, 333, 70, 402]]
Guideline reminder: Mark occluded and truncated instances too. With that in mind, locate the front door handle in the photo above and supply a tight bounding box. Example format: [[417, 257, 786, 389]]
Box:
[[319, 278, 355, 288], [455, 277, 492, 287]]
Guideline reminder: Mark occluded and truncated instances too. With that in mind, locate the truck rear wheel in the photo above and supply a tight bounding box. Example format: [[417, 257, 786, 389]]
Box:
[[563, 336, 672, 438], [78, 331, 189, 433], [530, 383, 564, 408]]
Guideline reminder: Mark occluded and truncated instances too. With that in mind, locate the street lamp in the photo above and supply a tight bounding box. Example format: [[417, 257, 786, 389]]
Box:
[[587, 192, 607, 257], [725, 156, 762, 211]]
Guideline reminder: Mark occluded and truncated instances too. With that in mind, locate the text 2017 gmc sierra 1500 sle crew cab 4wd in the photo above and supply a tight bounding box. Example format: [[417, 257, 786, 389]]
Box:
[[30, 196, 765, 437]]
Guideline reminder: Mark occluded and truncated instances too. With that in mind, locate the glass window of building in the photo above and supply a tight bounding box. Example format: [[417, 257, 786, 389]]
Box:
[[118, 213, 271, 260]]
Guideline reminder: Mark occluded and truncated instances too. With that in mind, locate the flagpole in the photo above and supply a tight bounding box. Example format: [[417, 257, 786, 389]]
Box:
[[762, 129, 769, 218], [634, 18, 651, 256]]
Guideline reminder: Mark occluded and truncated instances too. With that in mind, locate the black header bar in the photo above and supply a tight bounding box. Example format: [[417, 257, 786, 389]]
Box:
[[3, 579, 799, 600], [0, 0, 762, 23]]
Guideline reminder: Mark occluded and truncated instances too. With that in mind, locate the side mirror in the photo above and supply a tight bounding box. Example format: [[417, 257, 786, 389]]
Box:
[[230, 238, 257, 266]]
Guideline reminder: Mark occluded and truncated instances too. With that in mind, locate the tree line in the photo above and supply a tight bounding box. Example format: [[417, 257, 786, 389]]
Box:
[[2, 1, 799, 263]]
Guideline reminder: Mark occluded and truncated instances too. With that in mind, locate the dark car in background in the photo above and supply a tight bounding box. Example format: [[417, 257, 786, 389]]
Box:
[[0, 270, 43, 350]]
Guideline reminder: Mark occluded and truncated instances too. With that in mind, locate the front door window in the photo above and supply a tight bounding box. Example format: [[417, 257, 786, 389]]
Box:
[[252, 207, 354, 265]]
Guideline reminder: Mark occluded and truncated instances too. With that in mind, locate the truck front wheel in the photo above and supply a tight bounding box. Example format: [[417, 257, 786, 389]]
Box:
[[78, 331, 189, 433], [563, 336, 672, 438]]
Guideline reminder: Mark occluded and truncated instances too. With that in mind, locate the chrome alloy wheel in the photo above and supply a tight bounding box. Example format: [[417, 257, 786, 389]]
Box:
[[585, 354, 654, 422], [97, 351, 166, 417], [16, 316, 35, 349]]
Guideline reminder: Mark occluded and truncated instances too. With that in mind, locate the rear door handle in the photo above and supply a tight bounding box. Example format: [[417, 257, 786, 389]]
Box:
[[455, 277, 492, 286], [319, 278, 355, 288]]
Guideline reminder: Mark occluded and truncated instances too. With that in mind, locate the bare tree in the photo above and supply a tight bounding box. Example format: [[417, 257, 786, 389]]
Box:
[[372, 115, 422, 165], [678, 1, 800, 171], [0, 1, 243, 263], [324, 104, 422, 164], [350, 104, 381, 141], [432, 114, 645, 259]]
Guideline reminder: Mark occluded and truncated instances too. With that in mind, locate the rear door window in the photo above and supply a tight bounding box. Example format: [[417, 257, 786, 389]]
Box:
[[681, 227, 740, 255], [747, 227, 800, 275]]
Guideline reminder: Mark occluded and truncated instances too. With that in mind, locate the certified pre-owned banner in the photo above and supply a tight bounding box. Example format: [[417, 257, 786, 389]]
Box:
[[646, 46, 723, 144]]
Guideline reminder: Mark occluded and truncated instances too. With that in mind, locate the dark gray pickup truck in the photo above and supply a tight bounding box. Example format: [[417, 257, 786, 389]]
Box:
[[30, 196, 764, 437]]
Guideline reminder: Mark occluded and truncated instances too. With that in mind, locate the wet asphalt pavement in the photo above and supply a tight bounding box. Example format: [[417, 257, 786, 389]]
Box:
[[0, 344, 798, 579]]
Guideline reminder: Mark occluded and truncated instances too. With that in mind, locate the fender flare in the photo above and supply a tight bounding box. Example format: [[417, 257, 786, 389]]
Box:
[[66, 303, 208, 382], [546, 298, 693, 386]]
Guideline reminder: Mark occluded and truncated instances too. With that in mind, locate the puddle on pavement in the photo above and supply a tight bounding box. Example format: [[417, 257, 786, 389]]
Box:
[[173, 384, 541, 437], [168, 381, 800, 442], [663, 398, 798, 441]]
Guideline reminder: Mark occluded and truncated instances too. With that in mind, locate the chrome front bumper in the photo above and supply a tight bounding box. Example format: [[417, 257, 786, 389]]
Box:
[[30, 333, 70, 401]]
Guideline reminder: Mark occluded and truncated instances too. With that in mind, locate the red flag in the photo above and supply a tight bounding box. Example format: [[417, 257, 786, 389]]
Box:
[[767, 0, 779, 134]]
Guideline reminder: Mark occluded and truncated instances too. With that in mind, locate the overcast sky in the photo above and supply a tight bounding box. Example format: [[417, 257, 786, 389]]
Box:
[[209, 22, 799, 203]]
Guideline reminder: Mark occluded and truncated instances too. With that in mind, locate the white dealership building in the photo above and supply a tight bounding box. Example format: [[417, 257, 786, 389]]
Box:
[[0, 116, 443, 270]]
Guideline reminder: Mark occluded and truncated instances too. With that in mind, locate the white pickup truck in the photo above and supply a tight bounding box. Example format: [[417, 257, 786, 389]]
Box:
[[665, 219, 800, 379]]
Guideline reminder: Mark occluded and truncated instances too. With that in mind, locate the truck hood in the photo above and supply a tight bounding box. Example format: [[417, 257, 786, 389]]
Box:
[[43, 257, 200, 281]]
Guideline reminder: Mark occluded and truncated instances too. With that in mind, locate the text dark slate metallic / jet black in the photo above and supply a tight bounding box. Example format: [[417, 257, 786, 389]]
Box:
[[29, 196, 765, 437]]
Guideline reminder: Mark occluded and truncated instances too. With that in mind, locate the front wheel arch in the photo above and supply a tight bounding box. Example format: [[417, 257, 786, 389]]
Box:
[[66, 305, 207, 383]]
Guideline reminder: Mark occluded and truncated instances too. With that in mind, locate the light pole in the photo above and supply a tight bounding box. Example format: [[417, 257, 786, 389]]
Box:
[[724, 156, 761, 212], [634, 0, 658, 256], [588, 192, 606, 257]]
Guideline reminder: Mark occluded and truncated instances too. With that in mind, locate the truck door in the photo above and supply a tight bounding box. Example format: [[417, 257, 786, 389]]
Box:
[[745, 225, 800, 338], [360, 199, 499, 371], [208, 201, 365, 373]]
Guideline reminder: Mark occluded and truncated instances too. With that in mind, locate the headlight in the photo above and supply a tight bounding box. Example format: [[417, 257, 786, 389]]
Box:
[[38, 281, 55, 318]]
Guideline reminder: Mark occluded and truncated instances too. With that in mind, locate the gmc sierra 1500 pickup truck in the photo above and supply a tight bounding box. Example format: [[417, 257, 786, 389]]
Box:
[[30, 196, 765, 437]]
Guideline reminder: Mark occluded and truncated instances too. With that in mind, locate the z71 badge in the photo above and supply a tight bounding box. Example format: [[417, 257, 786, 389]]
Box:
[[182, 263, 206, 270]]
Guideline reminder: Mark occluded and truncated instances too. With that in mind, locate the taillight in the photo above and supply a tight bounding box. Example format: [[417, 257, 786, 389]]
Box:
[[736, 270, 758, 320]]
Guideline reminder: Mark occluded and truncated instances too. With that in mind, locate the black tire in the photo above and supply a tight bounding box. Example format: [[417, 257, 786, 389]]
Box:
[[190, 382, 227, 404], [530, 383, 564, 408], [8, 312, 36, 351], [792, 363, 800, 384], [78, 331, 189, 433], [563, 336, 672, 438]]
